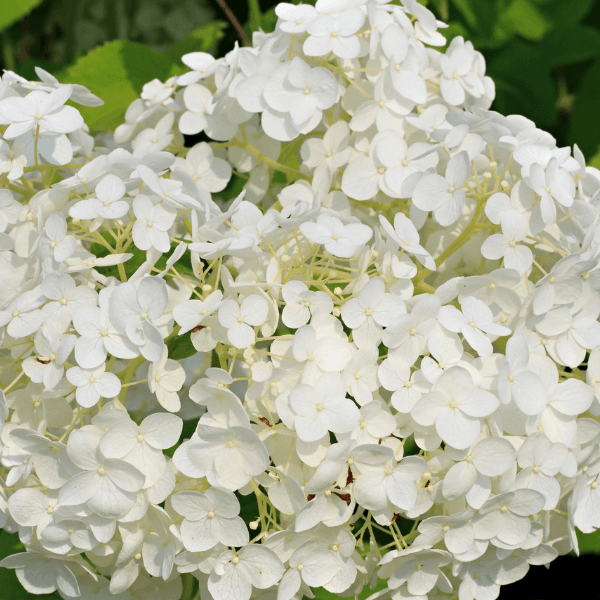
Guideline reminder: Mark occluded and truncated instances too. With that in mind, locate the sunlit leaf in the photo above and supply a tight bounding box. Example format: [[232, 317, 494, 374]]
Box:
[[59, 40, 180, 133], [0, 0, 43, 32]]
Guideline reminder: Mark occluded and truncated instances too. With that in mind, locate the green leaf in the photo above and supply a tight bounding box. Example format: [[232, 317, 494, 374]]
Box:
[[0, 0, 43, 32], [570, 59, 600, 157], [503, 0, 549, 40], [261, 8, 279, 34], [540, 25, 600, 66], [447, 0, 498, 38], [488, 41, 558, 128], [164, 21, 227, 66], [449, 0, 477, 28], [312, 576, 389, 600], [576, 527, 600, 554], [167, 330, 198, 361], [238, 490, 260, 527], [59, 40, 180, 134], [248, 0, 263, 33], [443, 21, 471, 43], [545, 0, 596, 29], [589, 144, 600, 170]]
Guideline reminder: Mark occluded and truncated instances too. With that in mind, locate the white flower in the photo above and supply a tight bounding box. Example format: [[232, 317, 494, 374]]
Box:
[[378, 354, 427, 412], [264, 58, 338, 128], [513, 432, 574, 510], [108, 277, 168, 362], [0, 552, 80, 597], [300, 213, 372, 258], [72, 294, 139, 368], [275, 2, 317, 33], [9, 427, 74, 488], [439, 37, 486, 105], [301, 121, 352, 174], [379, 212, 436, 270], [0, 389, 7, 437], [132, 195, 177, 253], [132, 111, 174, 157], [172, 488, 248, 551], [414, 509, 476, 554], [148, 346, 186, 412], [178, 52, 218, 85], [289, 372, 360, 442], [527, 157, 575, 224], [349, 75, 412, 134], [179, 84, 213, 136], [99, 412, 182, 488], [218, 294, 268, 349], [442, 436, 516, 505], [172, 142, 232, 202], [69, 174, 129, 221], [281, 280, 333, 329], [41, 273, 97, 333], [304, 9, 365, 59], [278, 541, 342, 600], [187, 422, 270, 490], [208, 545, 284, 600], [480, 211, 533, 274], [342, 133, 438, 201], [0, 189, 22, 232], [39, 518, 99, 554], [0, 139, 28, 180], [40, 212, 76, 263], [412, 151, 470, 226], [292, 315, 353, 380], [354, 454, 427, 512], [341, 347, 379, 405], [0, 287, 46, 338], [377, 548, 452, 597], [58, 429, 145, 517], [381, 24, 427, 104], [7, 486, 59, 532], [438, 295, 511, 357], [484, 180, 535, 226], [2, 0, 600, 592], [66, 363, 121, 408], [341, 276, 405, 348], [496, 334, 546, 414], [173, 289, 223, 335], [525, 354, 594, 445], [23, 326, 76, 389], [549, 291, 600, 369], [382, 294, 440, 365], [474, 489, 546, 545], [411, 367, 499, 449], [0, 86, 83, 139]]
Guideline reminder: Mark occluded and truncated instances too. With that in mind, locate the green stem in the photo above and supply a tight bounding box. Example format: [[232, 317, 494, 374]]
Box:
[[215, 0, 250, 44], [23, 163, 85, 173], [118, 355, 147, 402], [223, 139, 310, 181], [34, 124, 40, 168], [2, 33, 15, 72], [414, 198, 488, 283], [247, 0, 262, 32], [180, 573, 196, 600]]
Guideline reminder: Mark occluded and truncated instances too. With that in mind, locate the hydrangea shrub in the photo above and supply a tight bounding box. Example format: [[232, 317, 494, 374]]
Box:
[[1, 1, 600, 600]]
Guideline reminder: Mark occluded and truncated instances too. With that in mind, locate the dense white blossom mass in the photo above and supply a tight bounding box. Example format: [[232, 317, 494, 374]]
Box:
[[1, 1, 600, 600]]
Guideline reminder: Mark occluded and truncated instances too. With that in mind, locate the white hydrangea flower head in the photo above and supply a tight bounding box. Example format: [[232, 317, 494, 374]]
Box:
[[0, 1, 600, 598]]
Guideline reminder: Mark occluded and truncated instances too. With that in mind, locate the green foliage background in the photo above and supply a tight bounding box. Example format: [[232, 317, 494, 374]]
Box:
[[0, 0, 599, 598]]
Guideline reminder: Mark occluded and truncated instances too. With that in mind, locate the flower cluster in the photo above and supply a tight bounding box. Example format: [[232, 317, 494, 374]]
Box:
[[1, 2, 600, 600]]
